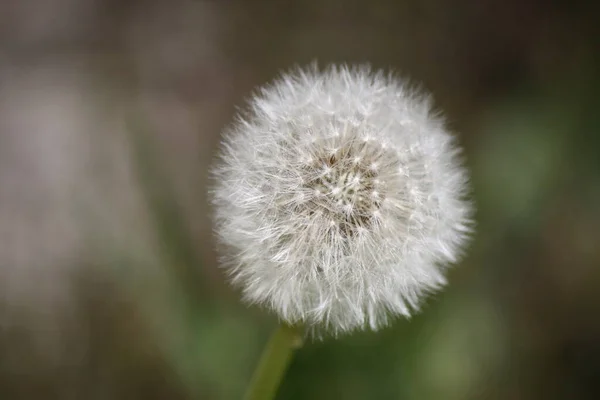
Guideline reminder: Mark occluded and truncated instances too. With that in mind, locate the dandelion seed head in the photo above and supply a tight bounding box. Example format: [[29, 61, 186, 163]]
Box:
[[211, 64, 474, 335]]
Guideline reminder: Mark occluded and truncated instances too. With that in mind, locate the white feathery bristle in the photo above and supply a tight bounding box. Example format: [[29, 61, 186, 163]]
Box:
[[211, 64, 473, 335]]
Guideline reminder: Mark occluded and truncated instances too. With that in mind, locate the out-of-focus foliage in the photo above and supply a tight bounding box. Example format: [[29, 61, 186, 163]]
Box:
[[0, 0, 599, 399]]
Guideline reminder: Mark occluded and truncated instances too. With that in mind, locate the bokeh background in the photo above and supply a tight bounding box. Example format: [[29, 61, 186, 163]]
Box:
[[1, 0, 599, 399]]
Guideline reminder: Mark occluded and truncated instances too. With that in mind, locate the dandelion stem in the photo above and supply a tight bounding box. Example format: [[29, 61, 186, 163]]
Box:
[[243, 323, 303, 400]]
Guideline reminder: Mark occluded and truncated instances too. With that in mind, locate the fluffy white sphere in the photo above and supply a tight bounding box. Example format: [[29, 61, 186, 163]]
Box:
[[211, 65, 473, 335]]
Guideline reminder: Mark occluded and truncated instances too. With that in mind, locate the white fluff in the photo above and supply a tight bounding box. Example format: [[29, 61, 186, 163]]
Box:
[[211, 64, 473, 335]]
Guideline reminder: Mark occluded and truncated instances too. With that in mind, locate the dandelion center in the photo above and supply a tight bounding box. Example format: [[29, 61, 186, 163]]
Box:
[[299, 136, 395, 237]]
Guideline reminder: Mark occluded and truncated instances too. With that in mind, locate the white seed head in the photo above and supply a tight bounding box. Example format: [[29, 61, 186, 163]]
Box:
[[211, 64, 473, 335]]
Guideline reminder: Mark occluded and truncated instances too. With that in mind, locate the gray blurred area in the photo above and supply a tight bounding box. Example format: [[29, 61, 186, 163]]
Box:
[[0, 0, 599, 399]]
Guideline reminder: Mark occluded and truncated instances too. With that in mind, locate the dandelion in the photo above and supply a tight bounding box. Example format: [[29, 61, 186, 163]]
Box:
[[211, 64, 472, 336], [211, 64, 473, 399]]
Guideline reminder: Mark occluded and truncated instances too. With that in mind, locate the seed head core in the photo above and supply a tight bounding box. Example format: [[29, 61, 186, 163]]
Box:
[[296, 133, 400, 239]]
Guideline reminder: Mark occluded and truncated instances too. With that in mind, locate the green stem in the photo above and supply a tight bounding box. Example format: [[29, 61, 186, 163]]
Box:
[[243, 323, 304, 400]]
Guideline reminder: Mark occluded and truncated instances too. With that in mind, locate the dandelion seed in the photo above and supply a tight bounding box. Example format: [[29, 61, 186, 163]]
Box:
[[211, 64, 473, 335]]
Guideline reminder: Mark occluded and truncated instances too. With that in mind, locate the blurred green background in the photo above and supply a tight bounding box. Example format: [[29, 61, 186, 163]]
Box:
[[0, 0, 599, 399]]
